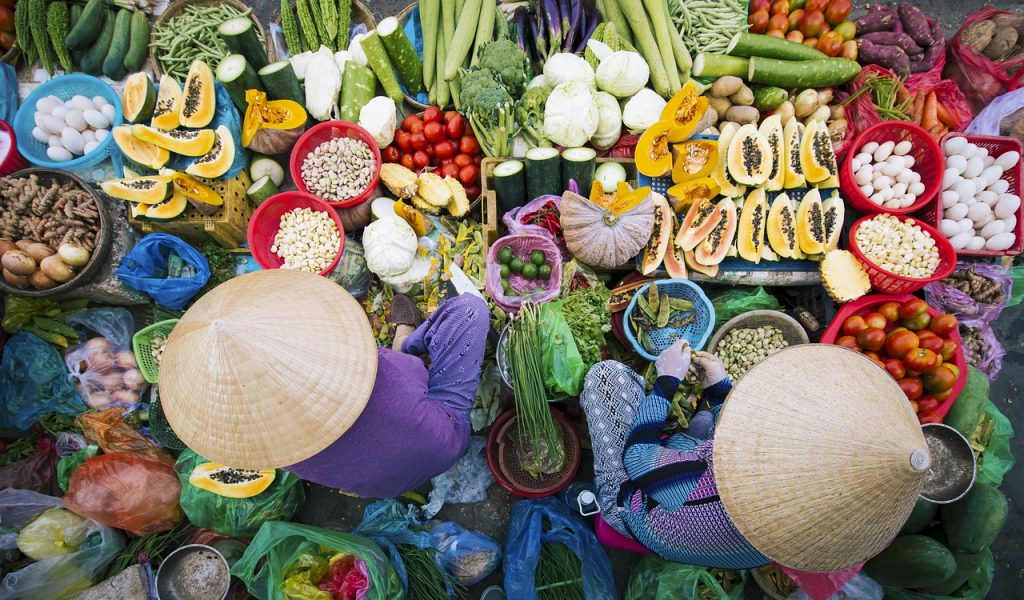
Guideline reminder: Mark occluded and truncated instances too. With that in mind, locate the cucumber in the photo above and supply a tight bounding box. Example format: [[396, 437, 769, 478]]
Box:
[[747, 56, 861, 88], [78, 9, 113, 75], [493, 159, 526, 214], [864, 535, 957, 588], [595, 161, 627, 193], [249, 154, 285, 187], [525, 147, 561, 201], [377, 16, 425, 94], [727, 32, 827, 61], [442, 0, 481, 81], [943, 366, 989, 437], [217, 54, 264, 112], [338, 61, 376, 122], [561, 147, 597, 194], [65, 0, 105, 50], [692, 53, 750, 78], [360, 32, 405, 104], [942, 483, 1008, 554], [258, 60, 303, 105], [246, 175, 279, 205], [123, 10, 150, 73], [70, 3, 81, 28], [101, 9, 132, 80], [219, 17, 269, 71], [752, 86, 788, 111]]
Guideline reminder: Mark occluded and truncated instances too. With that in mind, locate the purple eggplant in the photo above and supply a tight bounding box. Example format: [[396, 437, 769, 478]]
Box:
[[543, 0, 562, 56], [533, 3, 548, 59], [559, 0, 573, 50], [574, 9, 600, 53], [515, 8, 529, 53], [564, 0, 584, 51]]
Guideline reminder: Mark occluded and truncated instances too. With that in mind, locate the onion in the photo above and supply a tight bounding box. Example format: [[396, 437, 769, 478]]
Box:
[[83, 337, 114, 353], [2, 250, 37, 276], [28, 270, 58, 290], [114, 350, 138, 370], [85, 391, 113, 409], [25, 242, 55, 263], [58, 243, 91, 268], [14, 240, 32, 251], [3, 268, 30, 288], [40, 255, 74, 283], [112, 390, 141, 405], [122, 368, 145, 388], [0, 239, 16, 255]]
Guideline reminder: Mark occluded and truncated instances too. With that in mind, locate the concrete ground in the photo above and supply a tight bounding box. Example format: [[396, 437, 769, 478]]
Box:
[[248, 0, 1023, 597]]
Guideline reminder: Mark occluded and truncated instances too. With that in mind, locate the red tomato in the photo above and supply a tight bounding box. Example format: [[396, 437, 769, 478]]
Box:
[[899, 377, 924, 401], [787, 9, 805, 31], [909, 400, 919, 413], [413, 151, 430, 169], [883, 358, 906, 380], [770, 0, 789, 15], [382, 146, 401, 162], [836, 335, 860, 351], [819, 21, 831, 35], [454, 153, 474, 168], [857, 328, 886, 352], [458, 165, 479, 186], [400, 154, 415, 170], [878, 301, 900, 323], [919, 413, 943, 424], [941, 339, 958, 362], [825, 0, 852, 25], [440, 163, 461, 179], [0, 6, 13, 32], [749, 0, 771, 12], [465, 185, 481, 199], [422, 106, 443, 123], [917, 397, 941, 414], [395, 130, 413, 153], [941, 363, 961, 380], [434, 140, 456, 160], [766, 29, 787, 38], [410, 121, 425, 134], [917, 332, 944, 355], [799, 10, 825, 37], [922, 367, 956, 394], [443, 110, 460, 123], [817, 31, 844, 57], [805, 0, 828, 11], [473, 155, 482, 166], [933, 388, 953, 401], [841, 315, 867, 336], [410, 132, 427, 151], [460, 135, 481, 155], [768, 13, 790, 32], [802, 36, 818, 46], [904, 348, 939, 374], [929, 314, 958, 337], [786, 29, 804, 43], [884, 329, 919, 359], [899, 298, 929, 320], [748, 9, 770, 33], [863, 311, 887, 330], [903, 312, 931, 331], [446, 114, 465, 139], [403, 115, 422, 131], [423, 121, 445, 143]]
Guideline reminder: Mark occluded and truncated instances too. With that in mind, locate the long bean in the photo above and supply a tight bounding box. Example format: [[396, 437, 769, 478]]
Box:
[[151, 4, 261, 79], [668, 0, 746, 56]]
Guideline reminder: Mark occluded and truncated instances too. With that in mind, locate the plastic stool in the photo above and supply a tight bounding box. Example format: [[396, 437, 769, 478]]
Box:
[[594, 515, 652, 554]]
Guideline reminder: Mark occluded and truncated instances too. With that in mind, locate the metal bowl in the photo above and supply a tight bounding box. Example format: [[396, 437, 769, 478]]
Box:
[[920, 423, 977, 504], [156, 544, 230, 600]]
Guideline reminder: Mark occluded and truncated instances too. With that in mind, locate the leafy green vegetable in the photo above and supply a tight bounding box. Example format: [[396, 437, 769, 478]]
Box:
[[0, 435, 37, 466], [471, 361, 502, 432], [560, 283, 611, 367], [458, 67, 518, 156], [38, 412, 83, 436], [478, 39, 530, 97]]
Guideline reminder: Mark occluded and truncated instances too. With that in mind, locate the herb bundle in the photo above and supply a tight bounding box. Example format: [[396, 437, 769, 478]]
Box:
[[395, 544, 465, 600], [535, 542, 584, 600]]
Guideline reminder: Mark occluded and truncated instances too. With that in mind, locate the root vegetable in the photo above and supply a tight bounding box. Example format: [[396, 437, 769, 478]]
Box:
[[57, 243, 90, 268], [725, 105, 759, 124], [710, 76, 744, 98], [729, 86, 754, 106], [961, 20, 996, 53], [857, 40, 910, 78], [3, 268, 29, 288], [28, 270, 58, 290], [897, 4, 934, 48], [793, 89, 819, 117], [2, 250, 36, 275], [859, 31, 922, 55], [15, 240, 32, 251], [855, 11, 898, 35], [709, 96, 732, 120], [115, 351, 138, 370], [984, 27, 1018, 61], [40, 254, 74, 282], [25, 242, 54, 263], [774, 100, 795, 123], [0, 240, 16, 255]]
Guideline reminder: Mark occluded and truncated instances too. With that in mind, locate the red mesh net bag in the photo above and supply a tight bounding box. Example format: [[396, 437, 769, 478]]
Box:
[[946, 8, 1024, 114]]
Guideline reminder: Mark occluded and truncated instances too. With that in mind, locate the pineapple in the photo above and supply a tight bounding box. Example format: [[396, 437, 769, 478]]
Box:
[[820, 250, 871, 304], [445, 177, 469, 218], [380, 164, 419, 199], [418, 172, 453, 208]]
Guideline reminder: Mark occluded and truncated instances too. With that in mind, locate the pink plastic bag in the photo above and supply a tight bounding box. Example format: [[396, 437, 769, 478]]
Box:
[[503, 195, 567, 257], [959, 320, 1006, 381], [484, 234, 562, 313], [946, 8, 1024, 114], [779, 563, 863, 600], [0, 432, 58, 495], [904, 71, 974, 134]]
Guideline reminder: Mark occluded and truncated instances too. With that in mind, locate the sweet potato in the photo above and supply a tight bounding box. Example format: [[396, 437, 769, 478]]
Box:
[[859, 31, 923, 55], [913, 38, 945, 74], [858, 39, 911, 78], [961, 20, 996, 53], [898, 4, 934, 48], [855, 11, 898, 35], [984, 26, 1019, 61]]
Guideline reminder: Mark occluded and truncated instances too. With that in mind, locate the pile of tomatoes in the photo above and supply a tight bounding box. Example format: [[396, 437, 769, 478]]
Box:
[[834, 297, 961, 423], [382, 106, 483, 198], [747, 0, 857, 59], [0, 0, 15, 52]]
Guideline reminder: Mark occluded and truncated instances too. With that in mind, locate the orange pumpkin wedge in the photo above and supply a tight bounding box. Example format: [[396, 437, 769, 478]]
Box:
[[672, 139, 719, 184], [635, 120, 674, 177], [661, 81, 710, 143]]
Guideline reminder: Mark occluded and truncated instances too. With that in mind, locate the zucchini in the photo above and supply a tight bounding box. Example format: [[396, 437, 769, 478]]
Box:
[[377, 16, 425, 94], [616, 0, 670, 97], [641, 0, 679, 93], [525, 147, 562, 201], [442, 0, 481, 81], [219, 17, 268, 71], [561, 147, 597, 194], [470, 0, 495, 67], [493, 159, 526, 214], [78, 9, 113, 76], [338, 61, 376, 122], [249, 155, 285, 187], [692, 53, 749, 78], [29, 0, 55, 74], [747, 56, 861, 88], [246, 175, 279, 205], [727, 32, 827, 61], [217, 54, 264, 112], [360, 32, 404, 103], [257, 60, 303, 105], [123, 9, 150, 73], [69, 3, 81, 28], [280, 0, 302, 56], [752, 86, 788, 111], [420, 0, 439, 90], [65, 0, 105, 50], [336, 0, 352, 48], [46, 2, 73, 73], [102, 9, 132, 80]]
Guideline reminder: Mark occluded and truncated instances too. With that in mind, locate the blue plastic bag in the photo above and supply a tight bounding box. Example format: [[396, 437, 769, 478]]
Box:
[[115, 234, 210, 310], [504, 498, 617, 600], [353, 500, 439, 595], [429, 520, 502, 586], [0, 332, 85, 431]]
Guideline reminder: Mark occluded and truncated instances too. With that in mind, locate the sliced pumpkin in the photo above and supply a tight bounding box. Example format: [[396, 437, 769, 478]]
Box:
[[178, 60, 216, 128], [151, 74, 182, 130], [666, 177, 720, 214], [145, 190, 189, 221], [185, 125, 235, 179], [101, 175, 174, 204], [800, 119, 838, 184], [171, 172, 223, 216], [660, 81, 711, 142], [394, 199, 433, 237], [243, 89, 307, 155], [131, 124, 216, 157], [112, 125, 169, 170], [610, 181, 651, 213], [635, 120, 673, 177], [671, 139, 718, 184], [737, 187, 767, 264], [189, 461, 276, 498]]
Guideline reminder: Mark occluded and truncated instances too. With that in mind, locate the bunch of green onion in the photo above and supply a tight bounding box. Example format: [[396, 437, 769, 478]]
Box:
[[535, 542, 585, 600]]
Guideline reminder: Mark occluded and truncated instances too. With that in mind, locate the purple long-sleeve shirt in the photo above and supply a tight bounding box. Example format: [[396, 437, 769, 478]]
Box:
[[286, 294, 490, 498]]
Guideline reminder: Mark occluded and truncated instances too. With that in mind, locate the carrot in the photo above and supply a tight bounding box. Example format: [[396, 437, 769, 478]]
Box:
[[910, 92, 926, 124], [922, 91, 939, 130], [936, 101, 958, 129], [896, 84, 912, 106]]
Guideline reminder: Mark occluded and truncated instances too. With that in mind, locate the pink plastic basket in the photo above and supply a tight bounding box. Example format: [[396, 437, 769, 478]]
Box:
[[289, 121, 381, 210], [0, 121, 27, 176], [595, 516, 652, 554], [247, 191, 345, 276], [847, 215, 957, 294], [485, 234, 562, 313]]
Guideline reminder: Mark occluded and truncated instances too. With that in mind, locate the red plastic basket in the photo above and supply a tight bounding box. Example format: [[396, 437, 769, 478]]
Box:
[[848, 215, 957, 294], [0, 120, 28, 177], [839, 121, 944, 215], [289, 121, 382, 209], [820, 293, 968, 423], [247, 191, 346, 276], [919, 133, 1024, 257], [486, 408, 581, 498]]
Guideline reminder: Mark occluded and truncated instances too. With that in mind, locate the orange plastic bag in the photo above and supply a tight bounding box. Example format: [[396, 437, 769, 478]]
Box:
[[905, 70, 974, 139], [63, 452, 184, 535], [80, 408, 171, 462], [946, 8, 1024, 114]]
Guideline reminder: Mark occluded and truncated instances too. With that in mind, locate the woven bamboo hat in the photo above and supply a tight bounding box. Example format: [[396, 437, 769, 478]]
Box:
[[159, 269, 378, 470], [714, 344, 929, 572]]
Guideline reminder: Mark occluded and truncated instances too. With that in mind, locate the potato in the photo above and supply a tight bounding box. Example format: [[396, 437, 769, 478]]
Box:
[[992, 13, 1024, 36], [2, 250, 37, 276], [984, 27, 1019, 61], [0, 240, 16, 255], [725, 105, 760, 124], [40, 254, 74, 283], [29, 270, 59, 290], [962, 20, 996, 53], [708, 96, 732, 121], [729, 86, 755, 107], [3, 269, 29, 288], [14, 240, 32, 251], [710, 76, 744, 98]]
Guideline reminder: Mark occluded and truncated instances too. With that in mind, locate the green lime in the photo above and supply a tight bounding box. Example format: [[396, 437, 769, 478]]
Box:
[[522, 263, 538, 278], [499, 264, 510, 277], [501, 279, 510, 293], [538, 263, 552, 279], [510, 258, 524, 273], [498, 247, 513, 264], [530, 250, 545, 266]]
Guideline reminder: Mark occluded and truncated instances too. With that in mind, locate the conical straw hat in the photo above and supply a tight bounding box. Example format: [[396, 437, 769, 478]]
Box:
[[159, 269, 378, 470], [714, 344, 929, 572]]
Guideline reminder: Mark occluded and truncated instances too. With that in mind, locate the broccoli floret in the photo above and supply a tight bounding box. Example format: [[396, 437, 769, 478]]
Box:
[[466, 86, 517, 158], [458, 68, 503, 110], [478, 39, 530, 97], [515, 84, 552, 148]]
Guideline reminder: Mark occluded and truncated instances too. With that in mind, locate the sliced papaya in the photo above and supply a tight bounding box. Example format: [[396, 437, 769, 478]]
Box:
[[171, 172, 223, 216], [783, 119, 806, 189], [758, 114, 785, 192], [822, 191, 845, 252], [189, 461, 276, 498], [737, 187, 767, 264], [112, 125, 169, 171], [151, 74, 183, 130], [636, 120, 673, 177], [800, 119, 838, 184], [660, 81, 711, 142], [767, 192, 798, 259], [144, 190, 189, 221], [131, 124, 216, 157], [711, 122, 746, 198], [671, 139, 718, 184], [122, 72, 156, 124], [694, 197, 737, 267], [640, 193, 673, 276], [101, 175, 174, 204], [185, 125, 235, 179], [664, 237, 688, 279], [178, 60, 216, 129], [796, 188, 826, 256], [727, 124, 772, 186], [675, 196, 721, 251], [129, 202, 149, 219], [685, 248, 719, 277]]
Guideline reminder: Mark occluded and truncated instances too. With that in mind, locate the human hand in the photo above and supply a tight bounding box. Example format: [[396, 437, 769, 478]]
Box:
[[692, 350, 728, 388], [655, 339, 691, 380]]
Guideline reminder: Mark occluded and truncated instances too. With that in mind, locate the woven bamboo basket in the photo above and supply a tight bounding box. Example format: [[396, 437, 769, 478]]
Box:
[[274, 0, 376, 58], [128, 171, 253, 248], [708, 310, 810, 355], [150, 0, 276, 79]]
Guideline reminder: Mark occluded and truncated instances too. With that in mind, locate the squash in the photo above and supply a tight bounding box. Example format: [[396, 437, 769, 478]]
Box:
[[122, 72, 156, 124], [694, 197, 737, 267], [101, 175, 174, 204], [864, 535, 957, 589], [171, 172, 223, 216], [758, 114, 785, 192], [727, 124, 772, 186], [151, 74, 182, 130], [737, 187, 767, 263], [243, 89, 307, 155], [675, 196, 721, 252], [178, 60, 216, 128], [145, 190, 189, 221], [189, 461, 276, 498], [796, 188, 826, 255], [671, 139, 718, 184], [942, 483, 1008, 554], [635, 120, 673, 177], [666, 177, 720, 214], [639, 193, 672, 275], [561, 189, 655, 269], [766, 192, 798, 259], [711, 122, 746, 198], [112, 125, 169, 170], [782, 119, 806, 189], [822, 191, 845, 251], [800, 119, 838, 184], [131, 124, 216, 157], [185, 125, 235, 179], [660, 81, 711, 142], [393, 199, 433, 237]]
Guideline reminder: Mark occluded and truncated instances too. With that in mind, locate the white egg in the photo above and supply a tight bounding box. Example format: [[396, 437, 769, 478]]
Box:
[[976, 147, 990, 160], [66, 95, 91, 112], [903, 156, 916, 169], [61, 127, 85, 155], [47, 134, 62, 147], [873, 162, 885, 173], [968, 202, 992, 222], [63, 110, 87, 132], [961, 143, 978, 159], [960, 218, 975, 233], [91, 96, 109, 108], [882, 187, 895, 201], [988, 179, 1010, 194], [850, 158, 862, 172], [979, 165, 1004, 187], [946, 155, 967, 174], [31, 126, 49, 143], [856, 152, 872, 164], [882, 161, 903, 177], [100, 103, 116, 122], [995, 194, 1021, 219], [942, 190, 959, 208], [995, 151, 1020, 171], [910, 169, 921, 182], [950, 232, 972, 249], [900, 195, 916, 208], [874, 175, 894, 188], [82, 109, 109, 130], [83, 140, 100, 154], [893, 182, 908, 196], [985, 232, 1016, 251], [862, 142, 879, 155], [36, 113, 64, 135], [1002, 215, 1017, 231], [940, 219, 961, 237], [977, 191, 998, 206], [964, 157, 984, 179], [897, 169, 914, 184], [908, 181, 925, 197], [955, 179, 976, 200], [35, 95, 62, 115], [983, 155, 995, 168], [870, 192, 886, 205], [980, 220, 1007, 239], [855, 166, 872, 185], [81, 129, 96, 143], [860, 184, 874, 197], [945, 137, 968, 156], [883, 198, 902, 209], [874, 141, 895, 162], [965, 236, 986, 250], [943, 168, 960, 190], [894, 140, 912, 156], [94, 128, 109, 141], [50, 105, 69, 121], [46, 146, 73, 162], [945, 203, 969, 221]]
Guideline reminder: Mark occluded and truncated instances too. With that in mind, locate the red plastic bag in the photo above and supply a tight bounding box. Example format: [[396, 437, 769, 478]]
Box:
[[905, 70, 974, 136], [79, 408, 171, 462], [0, 432, 58, 495], [947, 8, 1024, 114], [63, 451, 184, 535], [318, 555, 370, 600]]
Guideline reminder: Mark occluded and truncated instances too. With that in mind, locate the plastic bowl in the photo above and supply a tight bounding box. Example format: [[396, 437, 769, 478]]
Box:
[[12, 74, 123, 170], [847, 214, 957, 294], [623, 279, 715, 361], [247, 191, 346, 277], [289, 121, 381, 209], [839, 121, 943, 215], [0, 120, 28, 176]]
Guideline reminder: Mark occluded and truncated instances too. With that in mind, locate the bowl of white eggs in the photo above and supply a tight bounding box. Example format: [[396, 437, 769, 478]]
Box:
[[12, 74, 123, 171]]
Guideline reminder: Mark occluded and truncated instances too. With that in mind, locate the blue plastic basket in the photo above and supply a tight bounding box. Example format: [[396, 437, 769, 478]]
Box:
[[12, 74, 123, 170], [623, 278, 716, 361]]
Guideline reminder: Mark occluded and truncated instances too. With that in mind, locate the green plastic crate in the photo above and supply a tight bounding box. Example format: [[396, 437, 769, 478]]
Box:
[[132, 319, 178, 384]]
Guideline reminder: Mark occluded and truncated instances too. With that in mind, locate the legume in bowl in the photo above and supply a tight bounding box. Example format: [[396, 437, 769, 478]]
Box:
[[289, 121, 381, 209]]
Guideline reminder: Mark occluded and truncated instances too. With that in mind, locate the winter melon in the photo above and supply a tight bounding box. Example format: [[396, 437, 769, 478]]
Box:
[[189, 461, 276, 498]]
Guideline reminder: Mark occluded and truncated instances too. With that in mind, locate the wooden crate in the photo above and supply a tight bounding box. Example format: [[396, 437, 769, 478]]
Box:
[[129, 171, 253, 249]]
